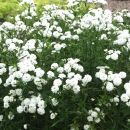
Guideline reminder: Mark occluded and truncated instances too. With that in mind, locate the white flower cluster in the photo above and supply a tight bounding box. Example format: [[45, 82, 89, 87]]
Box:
[[0, 63, 6, 76], [87, 107, 104, 123], [51, 98, 59, 106], [80, 8, 113, 31], [51, 42, 67, 53], [114, 30, 130, 46], [3, 47, 47, 88], [1, 0, 130, 129], [105, 49, 121, 61], [120, 82, 130, 106], [17, 95, 46, 115], [67, 0, 86, 7], [113, 13, 124, 23], [5, 38, 23, 51], [50, 111, 58, 120], [100, 34, 108, 40], [49, 58, 92, 94], [96, 67, 126, 91], [83, 124, 90, 130], [1, 22, 15, 30], [3, 88, 22, 109], [33, 5, 79, 43]]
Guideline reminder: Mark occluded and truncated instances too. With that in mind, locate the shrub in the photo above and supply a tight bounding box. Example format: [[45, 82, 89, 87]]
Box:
[[1, 0, 130, 130]]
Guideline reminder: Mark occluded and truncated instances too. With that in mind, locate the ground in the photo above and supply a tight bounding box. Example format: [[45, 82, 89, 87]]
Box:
[[106, 0, 130, 10]]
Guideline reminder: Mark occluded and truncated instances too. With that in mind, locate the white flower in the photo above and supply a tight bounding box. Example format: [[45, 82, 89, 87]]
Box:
[[73, 35, 79, 40], [77, 65, 84, 72], [51, 63, 59, 70], [23, 124, 28, 130], [4, 103, 9, 108], [95, 107, 100, 112], [57, 67, 64, 73], [114, 15, 123, 23], [113, 77, 122, 86], [51, 98, 59, 106], [23, 98, 30, 106], [87, 116, 93, 122], [22, 73, 32, 82], [113, 97, 119, 103], [17, 106, 24, 113], [14, 71, 23, 79], [124, 82, 130, 90], [126, 101, 130, 107], [37, 100, 46, 108], [53, 79, 62, 86], [121, 94, 129, 102], [119, 72, 126, 79], [47, 71, 55, 79], [28, 104, 36, 113], [64, 64, 71, 73], [35, 68, 45, 78], [74, 74, 82, 80], [56, 27, 62, 32], [15, 89, 22, 96], [51, 86, 59, 93], [58, 73, 66, 79], [73, 85, 80, 94], [53, 31, 61, 38], [8, 43, 16, 51], [91, 111, 98, 118], [110, 53, 118, 60], [68, 72, 75, 79], [37, 108, 45, 115], [77, 28, 82, 34], [83, 124, 90, 130], [82, 74, 92, 86], [9, 96, 14, 102], [34, 77, 42, 86], [101, 34, 107, 40], [2, 22, 15, 30], [99, 73, 107, 81], [50, 112, 57, 119], [106, 82, 114, 91], [66, 78, 78, 86], [54, 43, 62, 51], [6, 39, 12, 45], [3, 96, 10, 103], [126, 89, 130, 97], [95, 118, 101, 123]]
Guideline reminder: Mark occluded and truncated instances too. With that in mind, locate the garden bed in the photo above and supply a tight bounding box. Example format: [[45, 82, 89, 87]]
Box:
[[1, 0, 130, 130]]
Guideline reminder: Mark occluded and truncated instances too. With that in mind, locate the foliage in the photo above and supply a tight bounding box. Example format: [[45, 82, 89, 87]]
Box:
[[0, 0, 19, 21]]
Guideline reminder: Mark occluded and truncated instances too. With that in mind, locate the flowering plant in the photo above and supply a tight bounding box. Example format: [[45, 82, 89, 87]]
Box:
[[1, 0, 130, 130]]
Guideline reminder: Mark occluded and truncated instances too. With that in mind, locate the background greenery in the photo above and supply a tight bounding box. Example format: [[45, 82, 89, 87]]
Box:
[[0, 0, 66, 21]]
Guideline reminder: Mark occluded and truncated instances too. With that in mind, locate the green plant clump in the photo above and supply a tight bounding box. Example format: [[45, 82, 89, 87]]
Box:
[[1, 0, 130, 130]]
